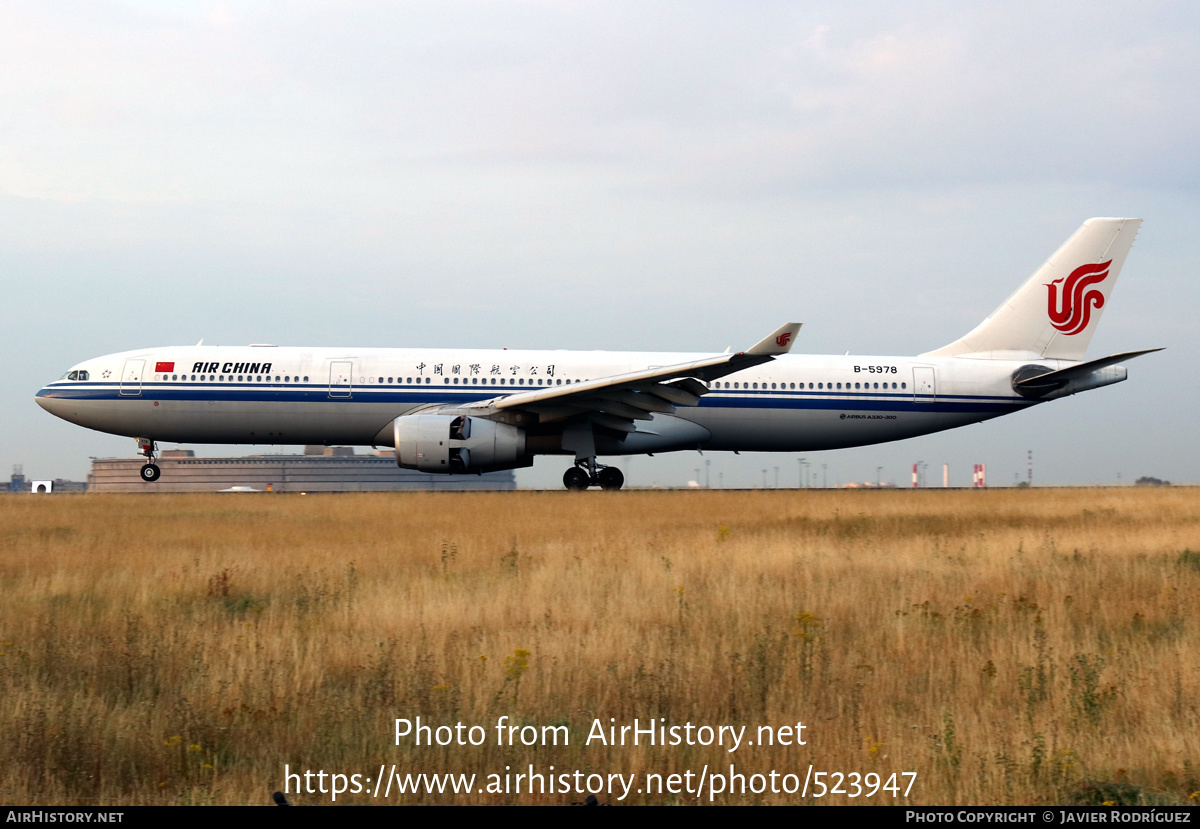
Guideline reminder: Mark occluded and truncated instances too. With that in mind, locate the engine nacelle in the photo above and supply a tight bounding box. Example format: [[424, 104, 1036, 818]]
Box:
[[393, 414, 529, 473]]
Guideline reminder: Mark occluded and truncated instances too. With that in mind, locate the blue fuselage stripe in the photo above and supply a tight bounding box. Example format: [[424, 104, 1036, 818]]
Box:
[[37, 383, 1032, 415]]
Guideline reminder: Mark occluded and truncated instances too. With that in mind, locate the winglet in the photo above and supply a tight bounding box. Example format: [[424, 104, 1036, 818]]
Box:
[[747, 323, 801, 355]]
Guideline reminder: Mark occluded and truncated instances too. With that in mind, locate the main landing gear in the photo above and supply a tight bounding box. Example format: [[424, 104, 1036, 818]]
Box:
[[137, 438, 161, 482], [562, 458, 624, 491]]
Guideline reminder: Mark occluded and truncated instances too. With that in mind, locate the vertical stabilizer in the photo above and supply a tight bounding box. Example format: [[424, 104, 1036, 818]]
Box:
[[923, 218, 1141, 361]]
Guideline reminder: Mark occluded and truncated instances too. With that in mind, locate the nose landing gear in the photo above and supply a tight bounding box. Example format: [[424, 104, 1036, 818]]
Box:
[[137, 438, 161, 482], [562, 458, 624, 491]]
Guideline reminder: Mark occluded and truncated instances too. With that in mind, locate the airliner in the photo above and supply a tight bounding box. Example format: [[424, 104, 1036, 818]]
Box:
[[36, 218, 1159, 490]]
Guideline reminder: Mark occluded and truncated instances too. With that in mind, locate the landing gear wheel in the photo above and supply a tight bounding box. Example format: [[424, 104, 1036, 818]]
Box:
[[563, 467, 590, 491], [140, 463, 161, 482], [597, 467, 624, 491]]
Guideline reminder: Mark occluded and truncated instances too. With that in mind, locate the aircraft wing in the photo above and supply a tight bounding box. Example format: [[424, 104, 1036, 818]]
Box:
[[460, 322, 801, 432]]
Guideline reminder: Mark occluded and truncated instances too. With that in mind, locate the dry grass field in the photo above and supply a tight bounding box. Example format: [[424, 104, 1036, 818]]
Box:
[[1, 487, 1199, 806]]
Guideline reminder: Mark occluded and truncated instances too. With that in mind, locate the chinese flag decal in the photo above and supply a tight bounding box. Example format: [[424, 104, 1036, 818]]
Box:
[[155, 362, 175, 372]]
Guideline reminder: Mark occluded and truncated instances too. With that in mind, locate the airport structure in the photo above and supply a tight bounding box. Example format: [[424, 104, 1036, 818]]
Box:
[[7, 448, 508, 493], [84, 447, 515, 492], [7, 465, 87, 494]]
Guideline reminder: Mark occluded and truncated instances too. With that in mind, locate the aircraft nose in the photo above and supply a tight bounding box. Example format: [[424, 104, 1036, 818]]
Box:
[[35, 387, 67, 417]]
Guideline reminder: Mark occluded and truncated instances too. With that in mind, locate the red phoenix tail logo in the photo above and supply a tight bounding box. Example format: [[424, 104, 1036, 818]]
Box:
[[1046, 260, 1110, 336], [775, 332, 793, 347]]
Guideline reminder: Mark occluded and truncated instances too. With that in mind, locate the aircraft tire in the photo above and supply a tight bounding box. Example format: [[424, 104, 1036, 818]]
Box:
[[597, 467, 624, 491], [140, 463, 161, 482], [563, 467, 589, 491]]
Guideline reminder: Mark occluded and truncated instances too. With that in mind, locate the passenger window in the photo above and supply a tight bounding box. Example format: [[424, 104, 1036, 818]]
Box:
[[836, 383, 841, 389], [304, 376, 309, 382], [771, 383, 776, 389], [902, 383, 907, 389], [519, 378, 525, 385]]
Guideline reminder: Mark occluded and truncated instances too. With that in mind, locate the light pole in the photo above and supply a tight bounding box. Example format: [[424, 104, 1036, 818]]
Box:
[[705, 459, 711, 488], [798, 458, 805, 489], [877, 466, 883, 487]]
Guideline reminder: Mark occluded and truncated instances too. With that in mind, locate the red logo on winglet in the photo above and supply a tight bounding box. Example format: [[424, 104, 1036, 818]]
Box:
[[1046, 261, 1110, 336], [155, 361, 174, 373], [775, 332, 793, 348]]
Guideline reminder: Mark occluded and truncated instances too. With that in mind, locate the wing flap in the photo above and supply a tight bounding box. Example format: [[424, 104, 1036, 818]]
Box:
[[576, 398, 656, 421]]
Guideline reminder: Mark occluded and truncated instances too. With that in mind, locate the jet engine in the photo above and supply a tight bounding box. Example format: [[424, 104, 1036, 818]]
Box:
[[393, 414, 530, 473]]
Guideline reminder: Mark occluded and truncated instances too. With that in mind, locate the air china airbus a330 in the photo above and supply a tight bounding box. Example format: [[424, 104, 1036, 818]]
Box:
[[37, 218, 1159, 490]]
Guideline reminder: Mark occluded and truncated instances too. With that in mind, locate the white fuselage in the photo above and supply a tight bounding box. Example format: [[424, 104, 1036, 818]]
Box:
[[35, 345, 1046, 454]]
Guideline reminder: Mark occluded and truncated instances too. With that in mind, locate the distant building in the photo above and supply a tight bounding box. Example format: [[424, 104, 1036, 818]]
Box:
[[7, 465, 87, 493], [86, 447, 515, 492]]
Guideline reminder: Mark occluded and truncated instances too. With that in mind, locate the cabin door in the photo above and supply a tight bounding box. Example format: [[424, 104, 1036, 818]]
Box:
[[912, 366, 936, 403], [119, 359, 145, 397], [329, 361, 353, 398]]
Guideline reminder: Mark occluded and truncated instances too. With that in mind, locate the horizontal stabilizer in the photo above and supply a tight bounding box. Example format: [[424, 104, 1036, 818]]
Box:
[[1014, 348, 1163, 391]]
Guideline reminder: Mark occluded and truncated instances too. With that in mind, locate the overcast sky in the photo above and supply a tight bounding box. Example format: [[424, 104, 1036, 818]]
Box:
[[3, 0, 1197, 489]]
